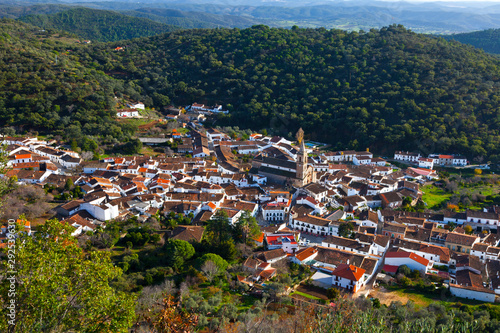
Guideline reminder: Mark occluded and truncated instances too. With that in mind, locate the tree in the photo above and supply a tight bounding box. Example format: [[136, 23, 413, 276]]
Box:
[[165, 239, 195, 270], [81, 151, 94, 161], [464, 225, 473, 235], [201, 261, 219, 282], [0, 219, 135, 332], [64, 178, 74, 191], [397, 265, 411, 277], [206, 210, 232, 246], [1, 185, 53, 220], [235, 210, 261, 244], [326, 288, 340, 300], [198, 253, 229, 273], [338, 222, 355, 238], [164, 147, 174, 157], [145, 295, 198, 333], [448, 221, 457, 231], [474, 169, 483, 175]]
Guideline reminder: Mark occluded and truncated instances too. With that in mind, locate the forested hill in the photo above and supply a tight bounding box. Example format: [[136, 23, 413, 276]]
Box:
[[444, 29, 500, 55], [80, 25, 500, 160], [123, 8, 268, 29], [19, 8, 180, 42], [0, 19, 138, 152]]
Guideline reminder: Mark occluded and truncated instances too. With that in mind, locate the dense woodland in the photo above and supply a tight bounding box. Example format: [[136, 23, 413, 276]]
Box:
[[0, 19, 141, 153], [4, 20, 500, 160], [19, 8, 180, 42], [444, 29, 500, 55], [80, 24, 500, 160]]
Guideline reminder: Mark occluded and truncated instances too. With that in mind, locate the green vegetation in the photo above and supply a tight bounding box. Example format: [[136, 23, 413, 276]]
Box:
[[0, 219, 136, 332], [444, 29, 500, 55], [422, 184, 453, 209], [19, 8, 180, 42], [0, 19, 145, 155], [4, 21, 500, 159], [79, 24, 500, 160], [422, 174, 500, 210], [291, 290, 322, 300]]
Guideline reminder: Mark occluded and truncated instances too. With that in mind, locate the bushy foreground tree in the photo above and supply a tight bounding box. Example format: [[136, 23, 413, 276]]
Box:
[[0, 219, 136, 332]]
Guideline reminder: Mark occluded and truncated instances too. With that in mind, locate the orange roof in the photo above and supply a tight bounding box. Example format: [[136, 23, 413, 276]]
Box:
[[294, 247, 318, 262], [17, 219, 30, 228], [331, 264, 365, 281], [15, 154, 31, 160], [138, 167, 148, 173], [258, 262, 270, 270], [133, 177, 147, 183], [172, 129, 178, 133], [386, 251, 430, 267], [207, 202, 217, 210], [5, 169, 19, 178], [13, 162, 39, 169], [253, 232, 265, 243], [439, 154, 454, 159]]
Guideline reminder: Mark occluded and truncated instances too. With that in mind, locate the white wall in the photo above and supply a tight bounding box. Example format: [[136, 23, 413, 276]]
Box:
[[450, 285, 496, 303]]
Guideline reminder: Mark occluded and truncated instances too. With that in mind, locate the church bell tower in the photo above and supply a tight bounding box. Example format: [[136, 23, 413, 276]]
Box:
[[296, 128, 307, 181]]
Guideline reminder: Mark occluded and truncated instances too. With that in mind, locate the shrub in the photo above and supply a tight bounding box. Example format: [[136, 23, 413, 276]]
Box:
[[327, 287, 340, 300]]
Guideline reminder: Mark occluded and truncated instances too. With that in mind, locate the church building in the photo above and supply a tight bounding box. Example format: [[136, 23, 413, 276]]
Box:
[[252, 128, 316, 187]]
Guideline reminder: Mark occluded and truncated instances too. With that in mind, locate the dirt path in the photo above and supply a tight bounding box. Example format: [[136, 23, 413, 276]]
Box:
[[365, 287, 427, 307]]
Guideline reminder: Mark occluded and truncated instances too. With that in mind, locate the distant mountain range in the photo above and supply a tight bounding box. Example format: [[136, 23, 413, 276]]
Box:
[[18, 8, 180, 42], [122, 8, 268, 29], [7, 1, 500, 34]]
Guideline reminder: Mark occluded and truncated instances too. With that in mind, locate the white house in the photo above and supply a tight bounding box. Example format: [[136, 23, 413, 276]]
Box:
[[290, 214, 333, 236], [60, 154, 81, 169], [353, 155, 372, 165], [394, 151, 421, 163], [466, 210, 499, 230], [291, 247, 319, 265], [117, 109, 140, 117], [127, 102, 145, 110], [265, 234, 299, 253], [418, 157, 434, 169], [296, 196, 325, 215], [321, 235, 377, 256], [330, 264, 366, 293], [262, 198, 291, 223], [80, 202, 119, 221], [449, 284, 496, 303], [384, 250, 432, 273]]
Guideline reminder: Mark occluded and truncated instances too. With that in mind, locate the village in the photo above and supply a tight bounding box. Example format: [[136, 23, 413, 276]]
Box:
[[2, 101, 500, 306]]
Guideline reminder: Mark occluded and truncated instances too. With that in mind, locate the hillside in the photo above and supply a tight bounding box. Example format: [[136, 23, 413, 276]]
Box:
[[123, 8, 268, 29], [0, 4, 70, 19], [0, 19, 136, 151], [19, 8, 180, 42], [78, 25, 500, 160], [444, 29, 500, 54], [130, 2, 500, 34]]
